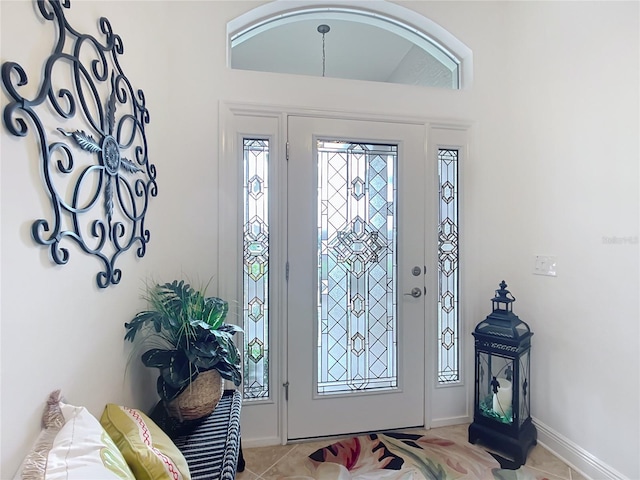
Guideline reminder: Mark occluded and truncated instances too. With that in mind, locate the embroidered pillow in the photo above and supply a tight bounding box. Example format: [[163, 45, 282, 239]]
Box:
[[14, 391, 135, 480], [100, 404, 191, 480]]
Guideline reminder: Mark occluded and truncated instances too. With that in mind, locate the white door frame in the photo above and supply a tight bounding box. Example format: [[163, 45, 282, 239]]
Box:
[[218, 102, 471, 447]]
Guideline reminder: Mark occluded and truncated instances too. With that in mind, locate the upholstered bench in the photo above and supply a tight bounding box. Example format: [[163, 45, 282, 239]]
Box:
[[150, 390, 245, 479]]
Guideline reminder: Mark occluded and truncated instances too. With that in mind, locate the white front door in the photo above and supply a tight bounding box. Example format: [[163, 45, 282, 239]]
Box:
[[286, 116, 432, 440]]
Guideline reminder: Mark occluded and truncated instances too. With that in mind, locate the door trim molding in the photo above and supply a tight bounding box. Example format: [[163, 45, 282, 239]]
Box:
[[223, 101, 473, 130], [219, 101, 473, 445]]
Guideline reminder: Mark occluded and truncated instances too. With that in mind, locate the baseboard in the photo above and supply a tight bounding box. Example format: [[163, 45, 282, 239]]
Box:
[[430, 414, 471, 429], [241, 436, 282, 448], [532, 417, 628, 480]]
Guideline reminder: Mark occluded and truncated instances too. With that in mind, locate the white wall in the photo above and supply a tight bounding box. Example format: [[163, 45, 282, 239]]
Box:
[[498, 3, 639, 477], [0, 1, 221, 477], [1, 1, 637, 478]]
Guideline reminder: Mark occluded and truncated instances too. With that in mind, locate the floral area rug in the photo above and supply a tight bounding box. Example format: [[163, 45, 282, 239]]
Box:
[[300, 431, 550, 480]]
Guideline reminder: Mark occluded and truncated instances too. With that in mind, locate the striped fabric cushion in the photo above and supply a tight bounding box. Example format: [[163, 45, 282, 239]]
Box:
[[172, 391, 242, 480]]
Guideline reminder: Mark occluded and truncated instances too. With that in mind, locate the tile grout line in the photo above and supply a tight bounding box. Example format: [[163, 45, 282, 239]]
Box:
[[524, 464, 573, 480], [243, 469, 261, 480], [260, 443, 303, 477], [237, 466, 261, 479], [241, 444, 297, 477]]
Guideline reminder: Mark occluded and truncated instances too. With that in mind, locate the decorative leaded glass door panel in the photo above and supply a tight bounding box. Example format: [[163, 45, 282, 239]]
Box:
[[286, 116, 429, 439]]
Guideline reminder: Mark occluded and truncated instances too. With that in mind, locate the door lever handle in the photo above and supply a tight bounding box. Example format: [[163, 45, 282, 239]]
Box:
[[404, 287, 422, 298]]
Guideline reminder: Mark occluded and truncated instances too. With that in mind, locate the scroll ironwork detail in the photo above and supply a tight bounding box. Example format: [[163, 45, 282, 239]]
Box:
[[1, 0, 157, 288]]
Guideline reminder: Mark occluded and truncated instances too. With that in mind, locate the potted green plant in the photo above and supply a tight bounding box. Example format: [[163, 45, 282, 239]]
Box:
[[124, 279, 242, 421]]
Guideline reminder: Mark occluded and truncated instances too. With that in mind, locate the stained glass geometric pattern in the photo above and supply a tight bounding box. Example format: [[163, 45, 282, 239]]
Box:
[[438, 149, 459, 383], [243, 139, 269, 400], [317, 140, 398, 395]]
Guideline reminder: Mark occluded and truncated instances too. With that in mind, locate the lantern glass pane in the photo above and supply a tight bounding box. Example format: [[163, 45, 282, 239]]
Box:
[[519, 349, 531, 427], [243, 138, 270, 400], [479, 353, 514, 425]]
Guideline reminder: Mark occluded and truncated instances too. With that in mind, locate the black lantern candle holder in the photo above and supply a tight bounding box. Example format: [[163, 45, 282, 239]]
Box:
[[469, 281, 537, 466]]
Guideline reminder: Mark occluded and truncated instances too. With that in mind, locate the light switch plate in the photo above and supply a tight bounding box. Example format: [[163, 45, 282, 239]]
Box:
[[534, 255, 557, 276]]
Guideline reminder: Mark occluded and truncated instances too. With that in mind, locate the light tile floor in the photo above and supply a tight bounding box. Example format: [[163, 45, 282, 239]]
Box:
[[236, 424, 589, 480]]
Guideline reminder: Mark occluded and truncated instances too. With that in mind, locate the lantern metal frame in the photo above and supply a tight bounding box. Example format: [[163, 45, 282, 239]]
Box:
[[469, 281, 537, 467]]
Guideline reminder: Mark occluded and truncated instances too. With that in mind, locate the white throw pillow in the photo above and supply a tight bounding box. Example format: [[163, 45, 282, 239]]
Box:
[[14, 391, 135, 480]]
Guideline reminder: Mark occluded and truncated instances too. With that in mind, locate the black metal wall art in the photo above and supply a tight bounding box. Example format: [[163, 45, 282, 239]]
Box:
[[1, 0, 157, 288]]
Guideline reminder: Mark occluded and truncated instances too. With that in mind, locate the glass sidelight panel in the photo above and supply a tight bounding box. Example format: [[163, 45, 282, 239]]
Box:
[[317, 141, 398, 395], [437, 148, 459, 384], [243, 138, 270, 400]]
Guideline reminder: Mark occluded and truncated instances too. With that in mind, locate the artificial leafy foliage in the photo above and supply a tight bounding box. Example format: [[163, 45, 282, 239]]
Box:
[[125, 280, 242, 402]]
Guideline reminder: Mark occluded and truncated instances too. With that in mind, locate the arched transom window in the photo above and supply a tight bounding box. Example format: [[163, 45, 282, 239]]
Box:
[[228, 1, 472, 89]]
